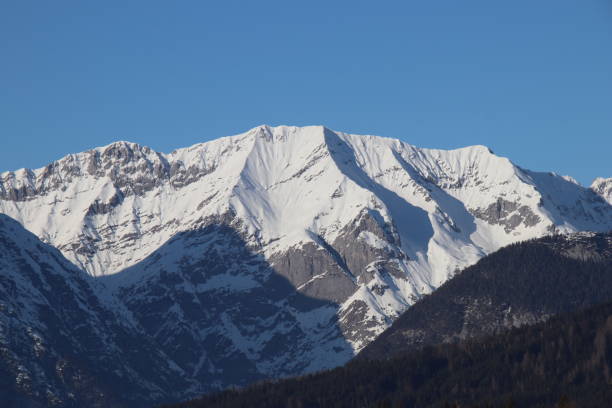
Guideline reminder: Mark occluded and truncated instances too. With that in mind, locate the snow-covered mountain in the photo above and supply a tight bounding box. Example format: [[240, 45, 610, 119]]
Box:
[[359, 231, 612, 361], [1, 125, 611, 398], [592, 177, 612, 205], [0, 214, 194, 407]]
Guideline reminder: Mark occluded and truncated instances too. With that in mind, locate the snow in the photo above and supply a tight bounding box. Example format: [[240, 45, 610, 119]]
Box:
[[591, 177, 612, 205], [1, 124, 611, 356]]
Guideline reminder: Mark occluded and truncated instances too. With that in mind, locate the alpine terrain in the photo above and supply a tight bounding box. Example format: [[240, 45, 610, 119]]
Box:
[[1, 125, 611, 405], [359, 231, 612, 360], [0, 214, 195, 407]]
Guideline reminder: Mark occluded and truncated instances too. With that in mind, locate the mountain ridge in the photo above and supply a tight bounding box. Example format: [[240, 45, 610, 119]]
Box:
[[359, 231, 612, 361], [0, 214, 196, 407], [1, 125, 611, 398]]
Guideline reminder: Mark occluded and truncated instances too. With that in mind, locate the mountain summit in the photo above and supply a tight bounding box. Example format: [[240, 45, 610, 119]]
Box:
[[1, 125, 611, 398]]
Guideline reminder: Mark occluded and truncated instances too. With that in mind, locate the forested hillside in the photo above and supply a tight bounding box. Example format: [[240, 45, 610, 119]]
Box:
[[360, 232, 612, 360]]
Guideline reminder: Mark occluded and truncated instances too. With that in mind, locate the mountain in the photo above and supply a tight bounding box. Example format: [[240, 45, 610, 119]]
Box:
[[359, 231, 612, 360], [1, 125, 611, 394], [170, 300, 612, 408], [0, 214, 194, 408], [592, 177, 612, 204], [102, 219, 352, 390]]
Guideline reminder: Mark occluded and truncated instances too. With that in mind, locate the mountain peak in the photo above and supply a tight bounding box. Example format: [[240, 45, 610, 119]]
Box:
[[246, 124, 330, 141], [591, 177, 612, 204], [462, 144, 494, 154], [1, 125, 610, 276], [0, 126, 611, 401], [94, 139, 149, 153], [92, 140, 159, 161]]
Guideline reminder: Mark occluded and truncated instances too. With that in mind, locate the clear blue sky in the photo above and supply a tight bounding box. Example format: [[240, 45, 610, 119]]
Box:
[[1, 1, 611, 185]]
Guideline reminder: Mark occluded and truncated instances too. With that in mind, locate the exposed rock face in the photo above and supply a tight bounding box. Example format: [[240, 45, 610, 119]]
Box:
[[359, 232, 612, 361], [470, 198, 541, 233], [103, 214, 352, 392], [0, 125, 611, 401]]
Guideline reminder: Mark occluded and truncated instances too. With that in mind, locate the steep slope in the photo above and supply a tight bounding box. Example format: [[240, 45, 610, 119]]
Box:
[[359, 231, 612, 360], [171, 300, 612, 408], [0, 214, 193, 407], [102, 214, 352, 392], [592, 177, 612, 204], [1, 125, 611, 390]]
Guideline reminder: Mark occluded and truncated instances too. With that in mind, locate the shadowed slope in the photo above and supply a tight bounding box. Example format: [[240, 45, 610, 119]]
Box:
[[0, 214, 192, 408], [167, 300, 612, 408], [102, 211, 353, 395]]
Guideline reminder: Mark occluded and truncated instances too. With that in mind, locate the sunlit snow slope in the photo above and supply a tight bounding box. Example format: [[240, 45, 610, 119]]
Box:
[[1, 125, 610, 391]]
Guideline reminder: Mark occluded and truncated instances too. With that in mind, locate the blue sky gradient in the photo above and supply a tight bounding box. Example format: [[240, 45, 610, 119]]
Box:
[[1, 1, 611, 185]]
